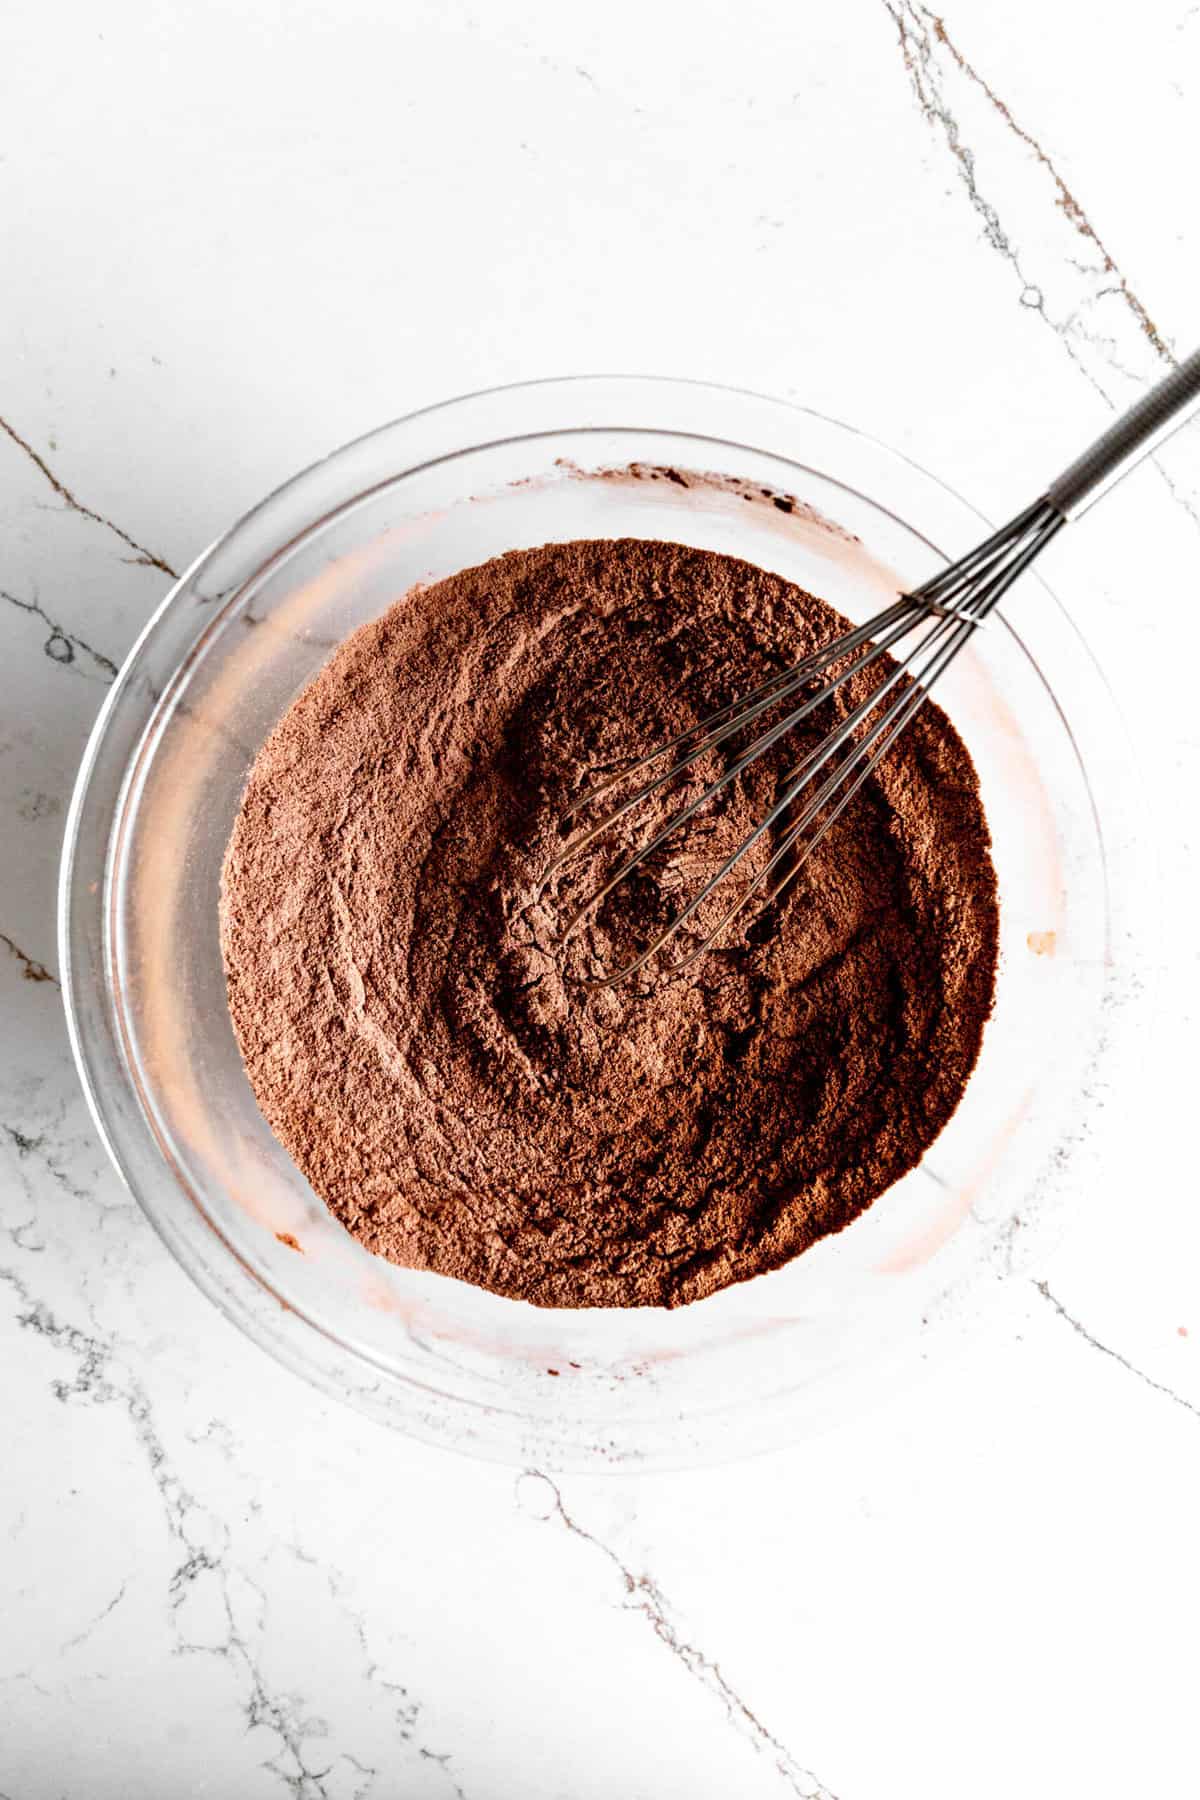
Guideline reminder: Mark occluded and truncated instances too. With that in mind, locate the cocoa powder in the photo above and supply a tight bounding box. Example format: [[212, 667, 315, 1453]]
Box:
[[220, 538, 998, 1308]]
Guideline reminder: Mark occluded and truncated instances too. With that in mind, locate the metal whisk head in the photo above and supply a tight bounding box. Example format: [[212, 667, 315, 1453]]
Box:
[[535, 348, 1200, 984], [542, 499, 1065, 986]]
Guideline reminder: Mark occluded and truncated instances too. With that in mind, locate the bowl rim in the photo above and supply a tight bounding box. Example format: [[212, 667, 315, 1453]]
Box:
[[58, 373, 1154, 1468]]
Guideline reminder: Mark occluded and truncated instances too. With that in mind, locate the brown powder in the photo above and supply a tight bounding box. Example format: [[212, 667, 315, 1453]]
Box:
[[220, 538, 998, 1308]]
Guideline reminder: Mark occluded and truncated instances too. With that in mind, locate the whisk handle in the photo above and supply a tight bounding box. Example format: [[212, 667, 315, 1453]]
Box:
[[1045, 346, 1200, 520]]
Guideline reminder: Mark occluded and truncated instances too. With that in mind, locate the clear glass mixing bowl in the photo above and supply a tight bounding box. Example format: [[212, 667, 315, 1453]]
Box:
[[60, 377, 1148, 1469]]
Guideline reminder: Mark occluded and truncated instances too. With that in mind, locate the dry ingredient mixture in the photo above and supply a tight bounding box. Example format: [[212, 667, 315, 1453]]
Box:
[[220, 538, 999, 1308]]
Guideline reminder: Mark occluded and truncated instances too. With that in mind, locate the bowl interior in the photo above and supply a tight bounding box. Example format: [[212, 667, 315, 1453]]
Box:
[[63, 382, 1141, 1467]]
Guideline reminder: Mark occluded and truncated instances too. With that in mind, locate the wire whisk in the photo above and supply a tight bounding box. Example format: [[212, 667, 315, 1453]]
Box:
[[543, 348, 1200, 986]]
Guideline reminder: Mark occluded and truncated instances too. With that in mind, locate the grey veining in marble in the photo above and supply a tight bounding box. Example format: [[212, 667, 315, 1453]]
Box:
[[3, 2, 1199, 1795]]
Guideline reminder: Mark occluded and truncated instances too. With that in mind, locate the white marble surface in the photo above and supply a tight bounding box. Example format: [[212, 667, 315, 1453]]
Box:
[[3, 2, 1200, 1795]]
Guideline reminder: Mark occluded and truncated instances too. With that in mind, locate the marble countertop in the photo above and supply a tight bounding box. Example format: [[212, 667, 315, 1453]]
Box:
[[4, 2, 1199, 1795]]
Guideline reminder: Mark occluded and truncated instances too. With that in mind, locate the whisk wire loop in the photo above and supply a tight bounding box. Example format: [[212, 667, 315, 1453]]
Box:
[[589, 586, 993, 986]]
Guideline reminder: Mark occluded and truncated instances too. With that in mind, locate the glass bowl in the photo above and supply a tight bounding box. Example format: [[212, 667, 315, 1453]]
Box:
[[59, 377, 1148, 1469]]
